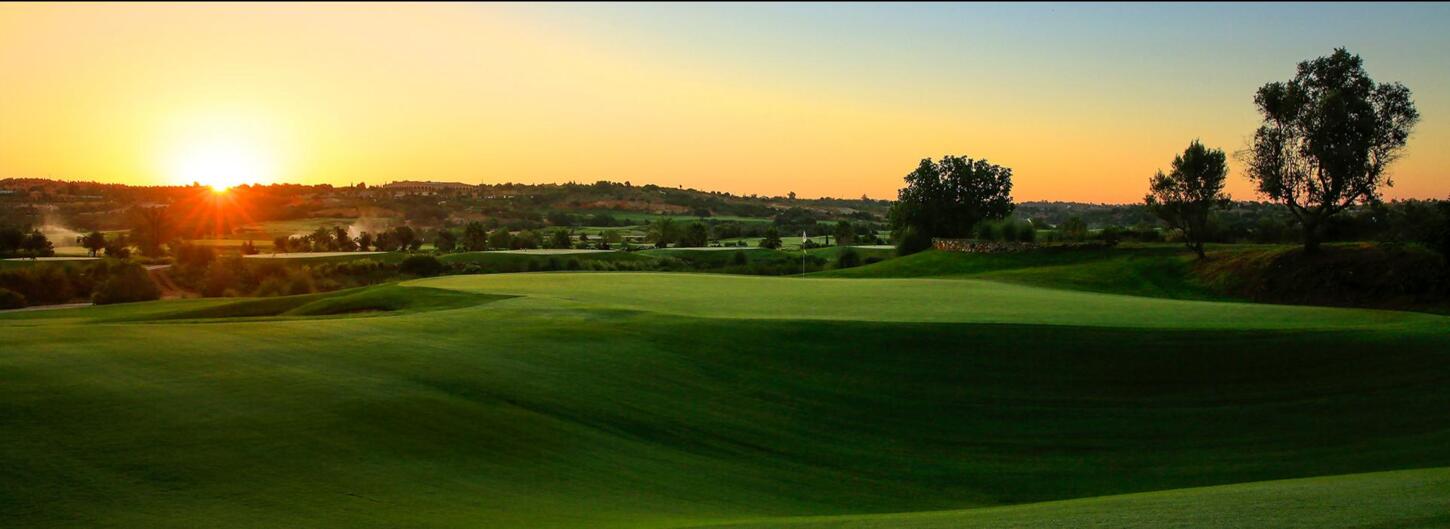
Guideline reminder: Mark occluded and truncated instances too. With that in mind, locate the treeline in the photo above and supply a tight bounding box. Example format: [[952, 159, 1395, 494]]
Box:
[[890, 48, 1447, 261], [0, 260, 158, 309]]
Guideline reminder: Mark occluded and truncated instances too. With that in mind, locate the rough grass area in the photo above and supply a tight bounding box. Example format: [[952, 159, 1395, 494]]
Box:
[[1195, 243, 1449, 312], [820, 244, 1450, 310]]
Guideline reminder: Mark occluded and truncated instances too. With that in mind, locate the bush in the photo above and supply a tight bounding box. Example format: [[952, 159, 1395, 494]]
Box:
[[0, 287, 25, 309], [836, 248, 862, 269], [896, 226, 933, 256], [732, 250, 748, 266], [92, 263, 160, 305], [399, 255, 445, 277]]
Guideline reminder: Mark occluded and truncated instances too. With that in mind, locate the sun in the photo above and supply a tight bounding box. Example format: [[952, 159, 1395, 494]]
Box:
[[166, 136, 276, 191]]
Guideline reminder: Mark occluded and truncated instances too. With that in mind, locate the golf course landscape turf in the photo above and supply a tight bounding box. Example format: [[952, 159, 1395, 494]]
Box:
[[3, 266, 1449, 528]]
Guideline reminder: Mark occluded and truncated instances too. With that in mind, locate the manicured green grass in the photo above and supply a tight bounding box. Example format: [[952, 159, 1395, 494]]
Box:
[[698, 467, 1450, 529], [818, 246, 1229, 299], [417, 272, 1443, 330], [3, 272, 1448, 528]]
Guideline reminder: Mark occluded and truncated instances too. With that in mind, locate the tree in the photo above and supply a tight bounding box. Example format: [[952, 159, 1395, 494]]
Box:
[[1145, 140, 1231, 259], [1245, 48, 1419, 252], [462, 221, 489, 251], [678, 223, 709, 248], [129, 206, 173, 257], [836, 247, 862, 269], [889, 155, 1014, 243], [487, 228, 513, 250], [759, 226, 783, 249], [91, 262, 160, 305], [392, 226, 417, 252], [357, 232, 374, 252], [648, 217, 678, 248], [80, 231, 107, 257], [513, 230, 540, 250], [311, 226, 336, 251], [1059, 216, 1088, 241], [0, 226, 24, 256], [19, 230, 54, 258], [435, 229, 458, 252], [333, 226, 357, 251], [833, 221, 854, 246], [104, 234, 131, 258], [273, 236, 290, 253], [547, 229, 572, 249]]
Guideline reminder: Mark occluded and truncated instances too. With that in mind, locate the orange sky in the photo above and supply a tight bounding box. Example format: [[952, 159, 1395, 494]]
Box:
[[1, 3, 1446, 202]]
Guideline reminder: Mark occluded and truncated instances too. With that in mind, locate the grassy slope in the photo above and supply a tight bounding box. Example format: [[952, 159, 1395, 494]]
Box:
[[817, 246, 1226, 300], [3, 273, 1449, 528], [697, 467, 1450, 529]]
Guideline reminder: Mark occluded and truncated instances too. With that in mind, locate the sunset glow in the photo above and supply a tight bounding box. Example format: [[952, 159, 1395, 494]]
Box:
[[1, 3, 1448, 201]]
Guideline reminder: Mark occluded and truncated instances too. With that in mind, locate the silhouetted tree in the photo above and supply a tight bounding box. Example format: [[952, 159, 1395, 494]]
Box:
[[392, 226, 417, 252], [889, 155, 1014, 244], [1245, 48, 1419, 252], [19, 230, 53, 258], [357, 232, 374, 252], [80, 231, 107, 257], [1146, 141, 1231, 259], [129, 206, 173, 257]]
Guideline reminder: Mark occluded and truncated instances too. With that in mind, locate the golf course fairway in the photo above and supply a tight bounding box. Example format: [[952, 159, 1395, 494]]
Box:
[[4, 272, 1448, 528]]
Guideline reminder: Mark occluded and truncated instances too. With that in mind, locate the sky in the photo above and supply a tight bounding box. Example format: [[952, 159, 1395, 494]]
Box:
[[1, 2, 1448, 202]]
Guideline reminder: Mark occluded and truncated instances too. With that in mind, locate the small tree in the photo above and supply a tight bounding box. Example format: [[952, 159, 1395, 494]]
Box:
[[129, 206, 173, 257], [1059, 216, 1088, 241], [80, 231, 107, 257], [678, 223, 709, 248], [20, 230, 54, 258], [488, 228, 513, 250], [333, 226, 357, 251], [392, 226, 417, 252], [435, 229, 458, 252], [92, 263, 160, 305], [759, 227, 783, 249], [462, 221, 489, 251], [357, 232, 374, 252], [1245, 48, 1419, 252], [836, 247, 862, 269], [833, 222, 854, 246], [648, 218, 678, 248], [104, 234, 131, 258], [548, 229, 572, 249], [273, 236, 290, 253], [1145, 140, 1230, 259]]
